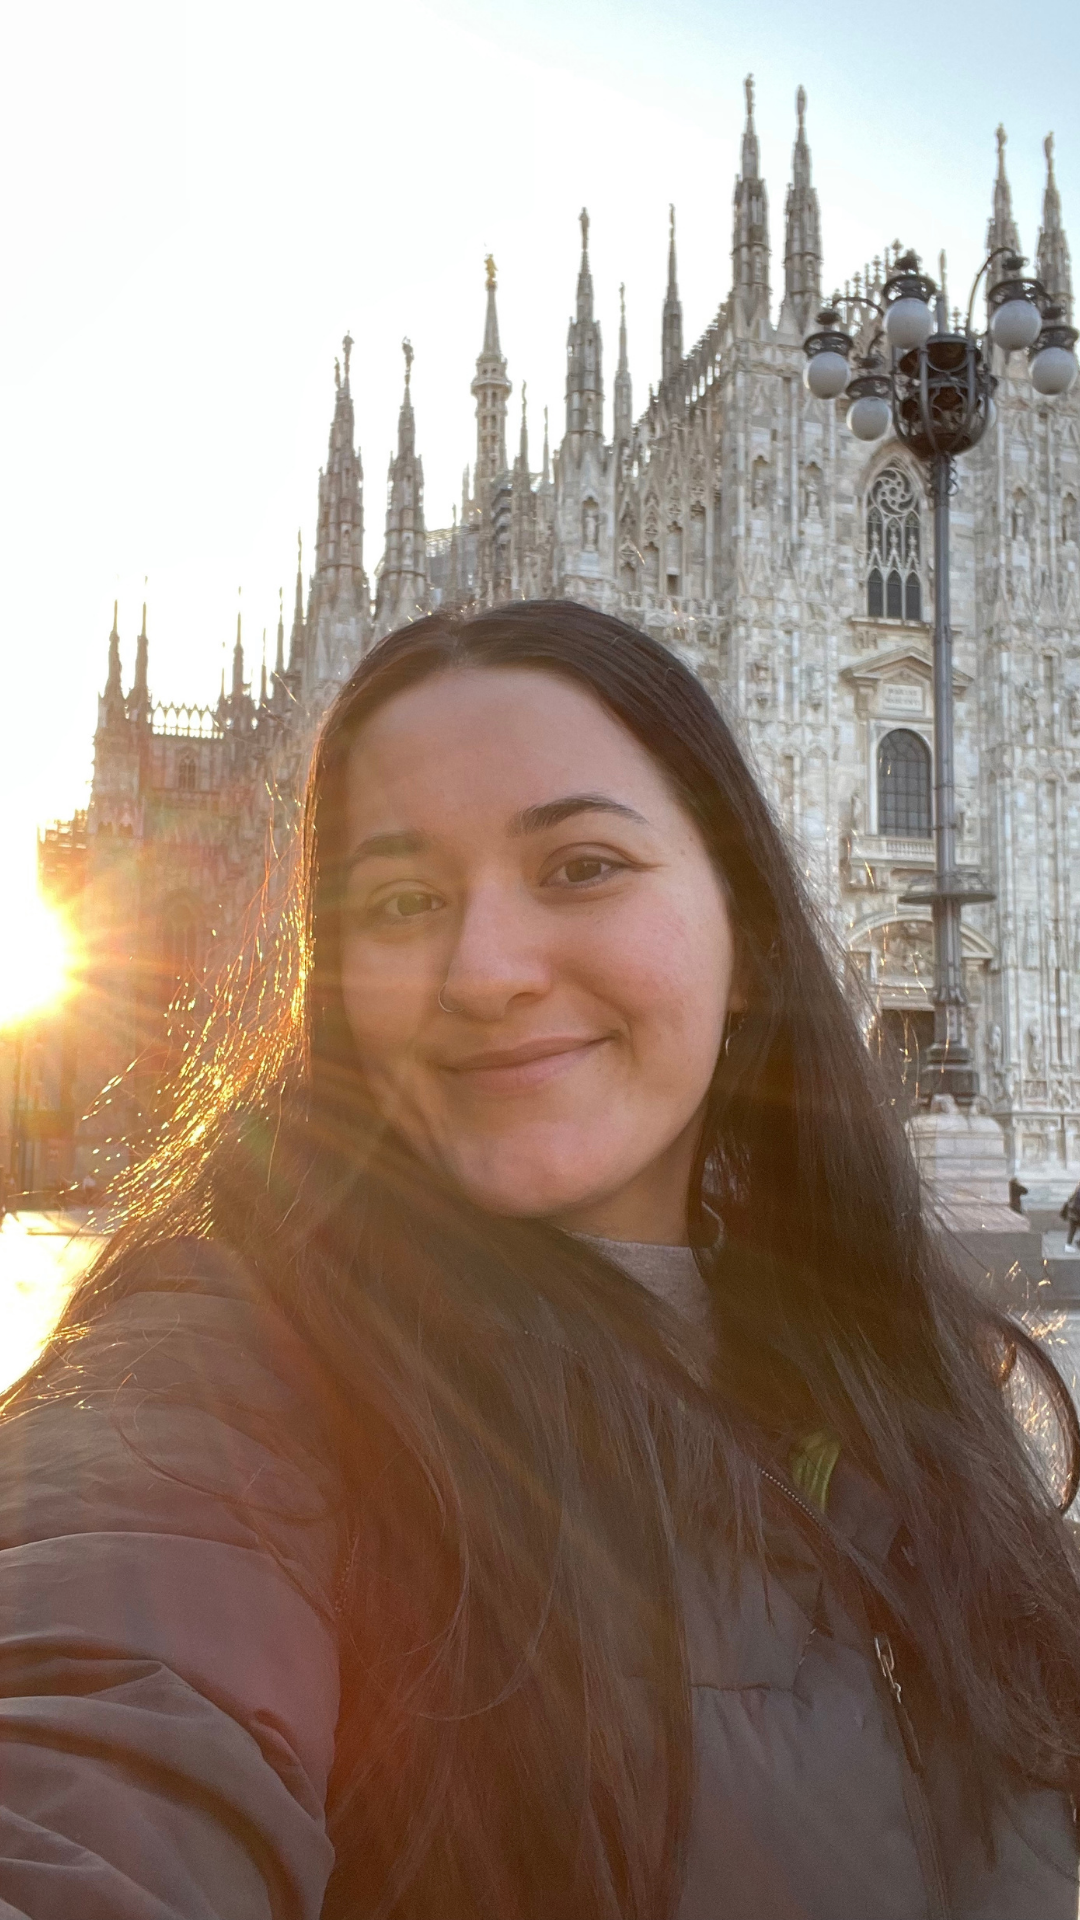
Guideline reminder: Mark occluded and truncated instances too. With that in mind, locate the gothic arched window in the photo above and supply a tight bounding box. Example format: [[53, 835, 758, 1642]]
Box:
[[178, 756, 196, 792], [878, 729, 931, 837], [867, 466, 922, 622]]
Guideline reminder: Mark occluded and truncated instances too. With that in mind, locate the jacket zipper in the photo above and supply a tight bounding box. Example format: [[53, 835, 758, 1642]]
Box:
[[760, 1467, 952, 1920], [874, 1631, 923, 1772]]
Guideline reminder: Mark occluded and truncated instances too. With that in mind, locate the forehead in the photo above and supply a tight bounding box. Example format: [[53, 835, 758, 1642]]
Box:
[[343, 666, 678, 827]]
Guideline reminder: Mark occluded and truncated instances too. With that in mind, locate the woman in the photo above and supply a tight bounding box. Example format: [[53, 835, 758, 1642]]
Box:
[[0, 600, 1078, 1920]]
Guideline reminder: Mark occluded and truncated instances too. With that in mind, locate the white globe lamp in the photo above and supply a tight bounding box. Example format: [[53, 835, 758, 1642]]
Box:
[[848, 394, 891, 440], [1030, 344, 1079, 396], [990, 297, 1043, 352], [885, 297, 934, 351], [805, 351, 849, 399]]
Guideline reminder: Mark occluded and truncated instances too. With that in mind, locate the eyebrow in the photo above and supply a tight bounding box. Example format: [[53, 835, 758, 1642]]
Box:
[[508, 794, 649, 836], [344, 795, 649, 869]]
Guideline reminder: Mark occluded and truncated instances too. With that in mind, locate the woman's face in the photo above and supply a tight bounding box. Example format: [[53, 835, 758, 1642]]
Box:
[[339, 666, 738, 1242]]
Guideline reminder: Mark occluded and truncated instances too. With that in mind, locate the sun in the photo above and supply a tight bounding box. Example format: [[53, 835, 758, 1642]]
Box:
[[0, 887, 74, 1031]]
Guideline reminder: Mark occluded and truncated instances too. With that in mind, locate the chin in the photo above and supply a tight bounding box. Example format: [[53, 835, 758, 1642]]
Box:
[[444, 1142, 613, 1223]]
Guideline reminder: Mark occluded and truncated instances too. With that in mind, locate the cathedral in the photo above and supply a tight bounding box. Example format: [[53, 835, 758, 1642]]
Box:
[[27, 78, 1080, 1205]]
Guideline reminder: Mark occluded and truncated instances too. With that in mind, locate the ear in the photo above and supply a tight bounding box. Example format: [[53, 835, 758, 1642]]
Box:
[[724, 959, 749, 1017]]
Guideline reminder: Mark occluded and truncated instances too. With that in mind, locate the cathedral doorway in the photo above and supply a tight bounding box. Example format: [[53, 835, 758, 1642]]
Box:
[[870, 1007, 935, 1116]]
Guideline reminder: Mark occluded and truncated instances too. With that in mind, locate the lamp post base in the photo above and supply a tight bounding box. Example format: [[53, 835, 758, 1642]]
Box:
[[920, 1049, 979, 1109], [907, 1097, 1026, 1236]]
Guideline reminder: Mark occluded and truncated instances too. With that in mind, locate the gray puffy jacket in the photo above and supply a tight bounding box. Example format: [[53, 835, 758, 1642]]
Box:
[[0, 1239, 1074, 1918]]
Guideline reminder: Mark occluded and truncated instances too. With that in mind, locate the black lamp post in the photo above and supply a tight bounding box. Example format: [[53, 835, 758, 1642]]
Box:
[[805, 252, 1078, 1106]]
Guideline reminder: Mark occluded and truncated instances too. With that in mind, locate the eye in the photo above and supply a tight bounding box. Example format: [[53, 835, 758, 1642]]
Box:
[[362, 887, 445, 925], [546, 854, 626, 888]]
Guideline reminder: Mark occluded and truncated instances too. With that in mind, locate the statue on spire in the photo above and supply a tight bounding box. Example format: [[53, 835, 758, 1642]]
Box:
[[485, 253, 497, 291], [1037, 129, 1073, 319], [662, 203, 683, 384], [342, 333, 353, 383], [988, 124, 1020, 259], [580, 208, 590, 253], [403, 338, 413, 389], [733, 71, 769, 325]]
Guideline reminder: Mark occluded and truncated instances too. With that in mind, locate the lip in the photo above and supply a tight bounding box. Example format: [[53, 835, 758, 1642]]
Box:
[[439, 1034, 609, 1094]]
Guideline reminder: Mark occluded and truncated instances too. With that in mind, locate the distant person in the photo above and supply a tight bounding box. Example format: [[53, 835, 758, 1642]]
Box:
[[1062, 1181, 1080, 1247], [0, 604, 1077, 1918], [1009, 1174, 1029, 1214]]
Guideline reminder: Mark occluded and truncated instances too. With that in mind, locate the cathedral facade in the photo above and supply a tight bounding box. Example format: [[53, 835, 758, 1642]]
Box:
[[31, 80, 1080, 1204]]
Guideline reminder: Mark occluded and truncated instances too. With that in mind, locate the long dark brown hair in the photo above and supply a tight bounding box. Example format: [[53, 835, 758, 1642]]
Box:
[[18, 601, 1080, 1917]]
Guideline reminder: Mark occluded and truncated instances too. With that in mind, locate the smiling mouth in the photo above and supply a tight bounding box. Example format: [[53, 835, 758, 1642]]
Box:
[[440, 1035, 609, 1093]]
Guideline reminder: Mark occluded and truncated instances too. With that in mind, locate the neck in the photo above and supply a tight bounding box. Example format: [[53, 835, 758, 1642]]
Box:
[[547, 1171, 691, 1245]]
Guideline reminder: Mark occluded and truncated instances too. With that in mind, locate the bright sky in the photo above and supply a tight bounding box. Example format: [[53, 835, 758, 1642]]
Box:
[[2, 0, 1077, 898]]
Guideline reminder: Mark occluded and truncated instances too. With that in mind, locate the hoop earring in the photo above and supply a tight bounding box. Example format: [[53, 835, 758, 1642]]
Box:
[[438, 985, 454, 1014]]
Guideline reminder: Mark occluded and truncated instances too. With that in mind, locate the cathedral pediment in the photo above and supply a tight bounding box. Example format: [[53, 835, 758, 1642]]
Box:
[[840, 648, 972, 700]]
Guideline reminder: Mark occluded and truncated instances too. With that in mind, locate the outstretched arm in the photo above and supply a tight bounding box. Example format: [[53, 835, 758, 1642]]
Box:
[[0, 1243, 342, 1918]]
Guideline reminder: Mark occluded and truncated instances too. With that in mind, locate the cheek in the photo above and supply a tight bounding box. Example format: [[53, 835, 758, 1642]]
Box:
[[599, 894, 733, 1058], [339, 935, 432, 1069]]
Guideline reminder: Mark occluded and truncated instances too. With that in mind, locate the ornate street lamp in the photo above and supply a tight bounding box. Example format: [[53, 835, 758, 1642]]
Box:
[[805, 251, 1078, 1106]]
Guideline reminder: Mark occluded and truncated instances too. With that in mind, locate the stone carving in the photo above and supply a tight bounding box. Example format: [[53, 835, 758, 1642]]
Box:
[[1018, 683, 1039, 744], [1022, 908, 1037, 969], [749, 654, 772, 712], [801, 463, 823, 522], [689, 449, 708, 507], [1011, 490, 1032, 542]]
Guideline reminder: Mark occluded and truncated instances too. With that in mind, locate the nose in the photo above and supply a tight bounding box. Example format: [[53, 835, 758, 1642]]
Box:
[[439, 881, 551, 1022]]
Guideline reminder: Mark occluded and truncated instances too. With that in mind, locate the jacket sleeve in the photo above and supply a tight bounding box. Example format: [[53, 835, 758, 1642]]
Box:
[[0, 1240, 343, 1920]]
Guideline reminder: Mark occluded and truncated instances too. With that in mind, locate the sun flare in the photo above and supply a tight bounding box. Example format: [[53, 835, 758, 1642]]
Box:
[[0, 888, 74, 1031]]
